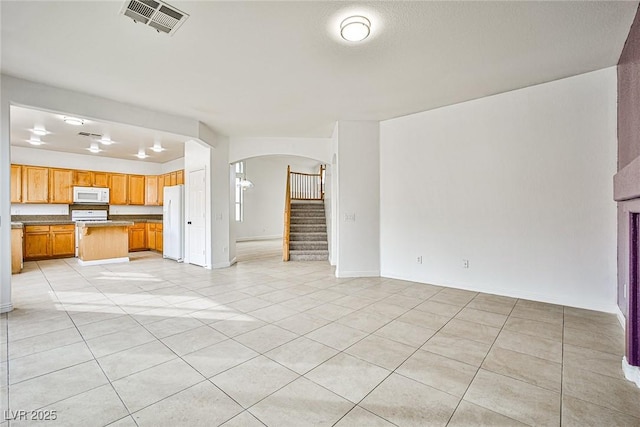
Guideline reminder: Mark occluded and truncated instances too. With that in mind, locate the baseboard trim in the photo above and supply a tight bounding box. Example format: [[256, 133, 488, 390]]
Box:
[[78, 257, 129, 267], [0, 302, 14, 313], [615, 306, 626, 330], [335, 270, 380, 278], [236, 236, 281, 242], [623, 357, 640, 388]]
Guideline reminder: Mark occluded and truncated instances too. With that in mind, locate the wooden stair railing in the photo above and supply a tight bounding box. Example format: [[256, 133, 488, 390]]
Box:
[[283, 165, 292, 261]]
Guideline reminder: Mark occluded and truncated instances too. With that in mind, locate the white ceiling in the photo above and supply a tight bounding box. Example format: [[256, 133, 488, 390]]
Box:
[[10, 106, 188, 162], [1, 1, 637, 139]]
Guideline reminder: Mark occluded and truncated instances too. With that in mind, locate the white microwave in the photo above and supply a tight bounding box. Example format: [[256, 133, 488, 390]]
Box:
[[73, 187, 110, 204]]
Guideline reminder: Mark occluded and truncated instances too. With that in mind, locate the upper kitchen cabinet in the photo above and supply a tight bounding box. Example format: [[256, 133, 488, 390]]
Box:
[[73, 170, 93, 187], [169, 171, 177, 186], [128, 175, 145, 205], [93, 172, 109, 188], [176, 170, 184, 185], [49, 168, 74, 204], [145, 176, 159, 206], [10, 164, 22, 203], [21, 166, 49, 203], [110, 174, 128, 205]]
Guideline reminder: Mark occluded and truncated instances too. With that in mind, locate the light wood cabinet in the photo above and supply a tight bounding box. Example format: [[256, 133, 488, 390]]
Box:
[[128, 175, 145, 205], [146, 223, 157, 249], [128, 223, 147, 251], [11, 228, 23, 274], [24, 224, 75, 260], [145, 176, 159, 206], [11, 165, 22, 203], [145, 222, 163, 252], [50, 225, 76, 257], [158, 176, 165, 205], [170, 171, 177, 186], [22, 166, 49, 203], [73, 170, 94, 187], [176, 170, 184, 185], [110, 174, 128, 205], [156, 223, 163, 252], [93, 172, 109, 188], [49, 168, 74, 204]]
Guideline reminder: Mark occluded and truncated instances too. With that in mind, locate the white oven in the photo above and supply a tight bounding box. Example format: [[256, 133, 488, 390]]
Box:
[[73, 187, 110, 204]]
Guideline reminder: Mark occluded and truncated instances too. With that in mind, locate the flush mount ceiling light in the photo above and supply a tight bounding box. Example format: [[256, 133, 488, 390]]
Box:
[[136, 148, 149, 159], [340, 16, 371, 42], [63, 116, 84, 126], [31, 126, 48, 136], [88, 142, 101, 153], [28, 136, 43, 146], [150, 141, 165, 152], [99, 136, 113, 145]]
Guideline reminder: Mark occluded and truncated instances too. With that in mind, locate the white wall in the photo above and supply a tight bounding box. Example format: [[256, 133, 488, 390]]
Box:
[[236, 156, 320, 241], [336, 121, 380, 277], [209, 136, 235, 268], [229, 137, 332, 164], [380, 68, 618, 312]]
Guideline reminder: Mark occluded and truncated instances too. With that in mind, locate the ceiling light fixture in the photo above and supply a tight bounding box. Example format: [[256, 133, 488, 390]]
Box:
[[63, 116, 85, 126], [28, 137, 43, 146], [340, 16, 371, 42], [31, 126, 48, 136], [88, 142, 101, 153], [151, 142, 165, 152], [136, 148, 149, 159], [99, 136, 113, 145]]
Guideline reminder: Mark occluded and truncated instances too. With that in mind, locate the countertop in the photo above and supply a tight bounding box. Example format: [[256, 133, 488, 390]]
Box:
[[76, 221, 134, 228], [11, 222, 23, 229], [18, 220, 75, 226]]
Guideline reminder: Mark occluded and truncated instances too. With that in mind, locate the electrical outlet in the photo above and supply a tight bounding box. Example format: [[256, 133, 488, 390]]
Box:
[[463, 259, 470, 268], [417, 256, 422, 264]]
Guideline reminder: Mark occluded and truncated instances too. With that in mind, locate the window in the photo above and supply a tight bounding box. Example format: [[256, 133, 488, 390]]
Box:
[[234, 161, 245, 222]]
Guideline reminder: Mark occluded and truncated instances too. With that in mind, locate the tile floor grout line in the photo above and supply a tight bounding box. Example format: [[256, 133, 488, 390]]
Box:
[[444, 296, 521, 426]]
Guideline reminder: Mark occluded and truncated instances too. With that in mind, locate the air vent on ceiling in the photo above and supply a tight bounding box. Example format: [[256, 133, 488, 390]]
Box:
[[120, 0, 189, 36], [78, 132, 103, 138]]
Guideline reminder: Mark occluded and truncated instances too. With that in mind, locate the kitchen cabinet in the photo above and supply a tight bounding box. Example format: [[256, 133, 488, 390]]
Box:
[[49, 168, 74, 204], [93, 172, 109, 187], [170, 171, 177, 186], [110, 174, 128, 205], [128, 223, 147, 251], [22, 166, 49, 203], [176, 170, 184, 185], [146, 222, 163, 252], [11, 164, 22, 203], [158, 176, 165, 205], [23, 224, 75, 260], [145, 176, 159, 206], [50, 225, 76, 257], [73, 170, 94, 186], [11, 228, 23, 274], [128, 175, 145, 205]]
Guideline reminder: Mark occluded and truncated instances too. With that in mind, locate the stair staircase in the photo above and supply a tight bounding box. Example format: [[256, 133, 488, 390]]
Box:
[[288, 200, 329, 261]]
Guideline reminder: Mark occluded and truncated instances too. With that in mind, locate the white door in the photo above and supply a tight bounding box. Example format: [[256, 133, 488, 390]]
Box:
[[188, 169, 207, 266]]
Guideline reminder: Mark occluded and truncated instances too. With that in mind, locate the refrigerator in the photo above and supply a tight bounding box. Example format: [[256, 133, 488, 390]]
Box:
[[163, 185, 184, 261]]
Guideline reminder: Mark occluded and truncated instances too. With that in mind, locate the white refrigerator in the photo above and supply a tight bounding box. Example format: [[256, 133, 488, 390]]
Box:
[[163, 185, 184, 261]]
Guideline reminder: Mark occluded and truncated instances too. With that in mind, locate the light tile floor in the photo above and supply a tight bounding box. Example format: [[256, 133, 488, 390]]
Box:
[[2, 243, 640, 426]]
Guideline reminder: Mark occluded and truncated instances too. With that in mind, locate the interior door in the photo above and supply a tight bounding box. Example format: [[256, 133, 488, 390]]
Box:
[[188, 169, 207, 266]]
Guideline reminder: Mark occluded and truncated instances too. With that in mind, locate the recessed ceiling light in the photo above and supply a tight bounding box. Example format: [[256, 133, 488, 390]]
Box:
[[150, 142, 165, 152], [87, 142, 101, 153], [340, 16, 371, 42], [31, 126, 48, 136], [63, 116, 84, 126], [28, 137, 43, 146], [99, 136, 113, 145], [136, 148, 149, 159]]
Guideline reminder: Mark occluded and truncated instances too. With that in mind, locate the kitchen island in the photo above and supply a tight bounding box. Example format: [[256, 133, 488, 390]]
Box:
[[76, 221, 134, 266]]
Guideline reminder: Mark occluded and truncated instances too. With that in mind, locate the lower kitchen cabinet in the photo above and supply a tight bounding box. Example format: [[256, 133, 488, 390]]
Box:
[[24, 224, 75, 261], [11, 228, 23, 274], [128, 223, 147, 251], [146, 222, 163, 252]]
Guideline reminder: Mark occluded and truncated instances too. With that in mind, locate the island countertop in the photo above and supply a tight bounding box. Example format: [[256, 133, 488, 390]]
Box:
[[76, 221, 134, 228]]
